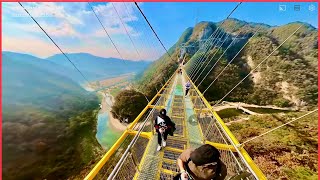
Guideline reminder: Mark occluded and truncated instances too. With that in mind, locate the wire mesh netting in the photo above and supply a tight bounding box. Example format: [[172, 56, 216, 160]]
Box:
[[90, 73, 261, 180]]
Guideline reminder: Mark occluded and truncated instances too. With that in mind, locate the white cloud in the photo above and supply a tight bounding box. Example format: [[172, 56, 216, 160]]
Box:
[[92, 2, 139, 36], [44, 22, 80, 37], [2, 36, 57, 58], [3, 3, 82, 37], [8, 21, 80, 38], [2, 2, 159, 61], [4, 2, 83, 25]]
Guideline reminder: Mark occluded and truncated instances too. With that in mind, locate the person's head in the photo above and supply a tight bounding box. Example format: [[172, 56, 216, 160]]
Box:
[[159, 108, 167, 117], [190, 144, 220, 166]]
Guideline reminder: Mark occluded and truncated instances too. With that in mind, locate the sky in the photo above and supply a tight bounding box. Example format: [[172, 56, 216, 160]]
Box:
[[2, 2, 318, 61]]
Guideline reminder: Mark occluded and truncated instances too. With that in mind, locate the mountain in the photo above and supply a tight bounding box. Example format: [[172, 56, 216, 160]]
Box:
[[138, 19, 317, 109], [2, 52, 104, 179], [3, 52, 87, 108], [3, 51, 98, 84], [3, 51, 151, 84], [46, 53, 151, 82]]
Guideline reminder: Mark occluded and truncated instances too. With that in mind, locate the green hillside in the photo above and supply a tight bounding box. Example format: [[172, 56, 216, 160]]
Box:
[[228, 112, 318, 179], [3, 53, 104, 179], [135, 43, 180, 98], [184, 19, 318, 109]]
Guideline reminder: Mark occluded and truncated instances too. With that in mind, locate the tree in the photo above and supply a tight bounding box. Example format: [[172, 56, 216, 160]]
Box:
[[111, 90, 148, 123]]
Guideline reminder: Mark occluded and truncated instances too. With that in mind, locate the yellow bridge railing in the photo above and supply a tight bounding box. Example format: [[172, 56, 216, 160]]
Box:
[[84, 70, 177, 180], [184, 71, 266, 179], [84, 69, 266, 180]]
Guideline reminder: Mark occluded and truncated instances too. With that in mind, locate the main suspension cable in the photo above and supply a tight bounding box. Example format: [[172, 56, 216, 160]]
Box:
[[123, 3, 150, 59], [88, 2, 127, 64], [18, 2, 90, 84], [134, 2, 175, 61], [112, 2, 142, 60]]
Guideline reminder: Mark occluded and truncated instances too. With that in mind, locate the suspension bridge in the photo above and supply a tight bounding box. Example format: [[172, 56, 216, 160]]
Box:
[[85, 69, 268, 180], [17, 2, 318, 180]]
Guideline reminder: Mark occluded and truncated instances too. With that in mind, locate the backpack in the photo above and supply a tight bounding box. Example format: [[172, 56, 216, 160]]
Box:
[[154, 115, 176, 136]]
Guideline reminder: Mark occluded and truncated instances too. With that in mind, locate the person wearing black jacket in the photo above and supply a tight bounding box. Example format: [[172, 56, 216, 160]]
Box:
[[175, 144, 227, 180], [154, 109, 175, 151]]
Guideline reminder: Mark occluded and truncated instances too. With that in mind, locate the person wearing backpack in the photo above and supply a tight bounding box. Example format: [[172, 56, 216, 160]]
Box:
[[175, 144, 227, 180], [185, 81, 191, 97], [154, 109, 175, 151]]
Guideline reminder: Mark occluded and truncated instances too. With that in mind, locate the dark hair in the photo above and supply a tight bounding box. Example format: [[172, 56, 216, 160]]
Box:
[[190, 144, 220, 166], [160, 109, 166, 116]]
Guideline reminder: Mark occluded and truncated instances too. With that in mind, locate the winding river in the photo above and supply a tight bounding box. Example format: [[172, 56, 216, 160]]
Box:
[[96, 112, 121, 150]]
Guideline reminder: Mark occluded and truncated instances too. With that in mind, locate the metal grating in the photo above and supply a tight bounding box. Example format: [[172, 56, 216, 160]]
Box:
[[163, 150, 181, 160], [166, 138, 187, 150], [160, 171, 176, 180]]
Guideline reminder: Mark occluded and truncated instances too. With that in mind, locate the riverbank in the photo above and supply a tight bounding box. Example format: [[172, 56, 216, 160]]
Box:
[[108, 111, 127, 131], [95, 90, 127, 149]]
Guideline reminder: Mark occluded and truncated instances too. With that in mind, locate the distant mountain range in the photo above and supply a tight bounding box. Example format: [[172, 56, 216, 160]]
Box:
[[47, 53, 150, 82], [4, 51, 151, 84]]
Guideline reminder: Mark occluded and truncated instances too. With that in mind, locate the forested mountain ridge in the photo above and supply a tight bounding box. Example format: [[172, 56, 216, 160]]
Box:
[[150, 18, 318, 108], [3, 52, 104, 179]]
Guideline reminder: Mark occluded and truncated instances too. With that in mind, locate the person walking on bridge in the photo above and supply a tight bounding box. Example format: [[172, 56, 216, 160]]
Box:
[[175, 144, 227, 180], [185, 81, 191, 97], [154, 109, 175, 151]]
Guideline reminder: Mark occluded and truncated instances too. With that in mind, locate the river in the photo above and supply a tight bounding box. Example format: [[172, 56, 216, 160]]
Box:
[[96, 112, 121, 150]]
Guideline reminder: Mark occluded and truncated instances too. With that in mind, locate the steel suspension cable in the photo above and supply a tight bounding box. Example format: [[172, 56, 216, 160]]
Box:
[[188, 29, 222, 78], [134, 2, 175, 61], [187, 28, 226, 76], [211, 25, 303, 105], [185, 37, 208, 75], [112, 2, 142, 60], [123, 2, 163, 62], [193, 26, 240, 82], [186, 2, 242, 77], [195, 26, 251, 86], [88, 2, 127, 64], [123, 2, 155, 60], [189, 29, 225, 79], [18, 2, 90, 84], [186, 1, 242, 68], [122, 2, 170, 98], [200, 26, 261, 89]]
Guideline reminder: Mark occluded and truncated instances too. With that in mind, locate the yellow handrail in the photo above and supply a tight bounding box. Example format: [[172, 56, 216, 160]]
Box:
[[184, 70, 266, 180], [84, 69, 178, 180]]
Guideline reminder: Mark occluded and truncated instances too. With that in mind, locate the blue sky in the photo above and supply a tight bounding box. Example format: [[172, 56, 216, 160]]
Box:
[[2, 2, 318, 61]]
